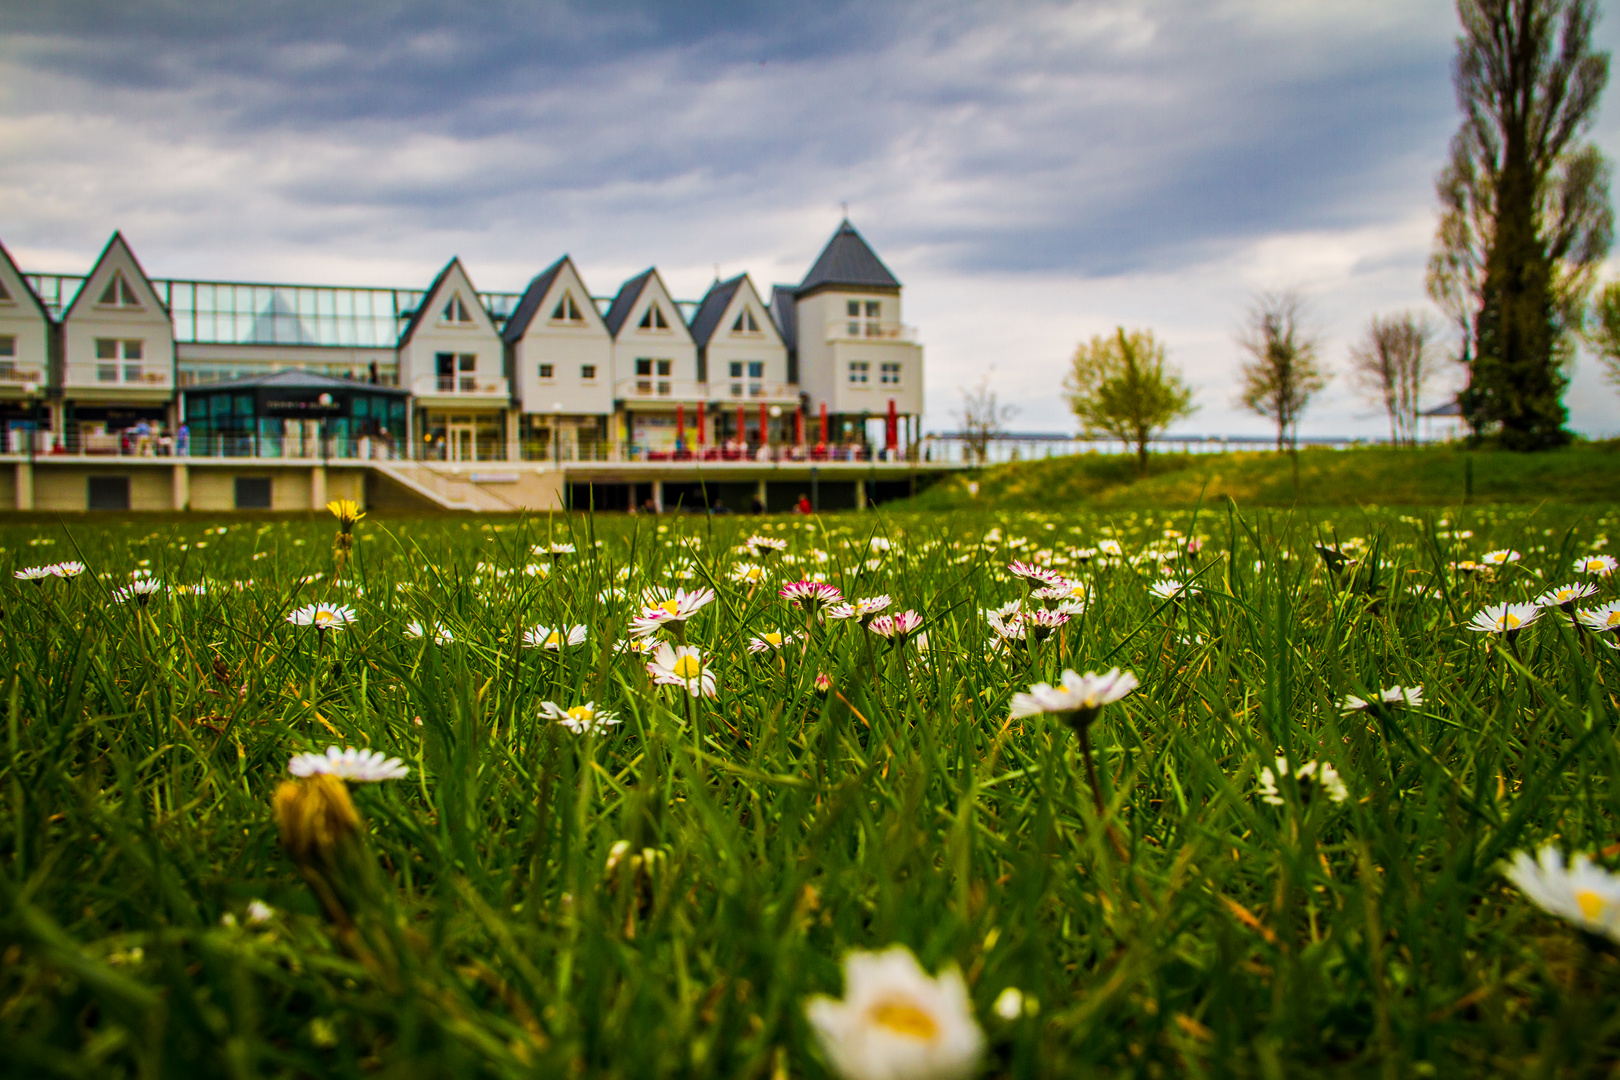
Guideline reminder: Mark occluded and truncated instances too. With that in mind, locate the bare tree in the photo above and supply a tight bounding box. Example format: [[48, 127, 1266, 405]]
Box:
[[1349, 313, 1435, 446], [1066, 327, 1197, 474], [955, 372, 1017, 465], [1236, 291, 1329, 451], [1588, 279, 1620, 391]]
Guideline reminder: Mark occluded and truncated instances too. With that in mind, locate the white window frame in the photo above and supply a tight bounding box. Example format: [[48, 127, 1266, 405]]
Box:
[[848, 361, 870, 385]]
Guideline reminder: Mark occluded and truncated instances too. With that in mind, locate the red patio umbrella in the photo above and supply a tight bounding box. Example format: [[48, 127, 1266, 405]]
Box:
[[818, 401, 828, 444], [886, 398, 898, 452], [696, 401, 706, 446], [737, 404, 747, 445]]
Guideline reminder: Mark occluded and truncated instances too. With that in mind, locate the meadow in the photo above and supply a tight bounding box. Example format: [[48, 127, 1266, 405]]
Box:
[[3, 500, 1620, 1078]]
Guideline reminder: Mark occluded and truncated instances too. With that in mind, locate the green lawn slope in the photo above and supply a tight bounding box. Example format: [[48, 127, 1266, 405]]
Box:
[[904, 442, 1620, 509]]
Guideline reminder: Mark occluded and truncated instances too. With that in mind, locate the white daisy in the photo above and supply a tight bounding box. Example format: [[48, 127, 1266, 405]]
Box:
[[730, 562, 768, 585], [1007, 560, 1067, 588], [1465, 602, 1540, 636], [1148, 579, 1197, 602], [780, 580, 843, 612], [1574, 554, 1617, 576], [630, 587, 716, 637], [805, 946, 984, 1080], [1256, 757, 1348, 806], [646, 642, 717, 697], [746, 630, 802, 653], [826, 595, 892, 623], [49, 561, 88, 579], [14, 565, 53, 583], [404, 620, 454, 644], [1576, 601, 1620, 635], [1502, 846, 1620, 943], [540, 700, 621, 734], [1340, 685, 1424, 713], [288, 746, 408, 782], [111, 578, 165, 605], [868, 610, 923, 641], [286, 603, 357, 631], [1009, 668, 1138, 724], [746, 534, 788, 558], [1538, 582, 1599, 611], [523, 624, 588, 650], [1481, 549, 1522, 567]]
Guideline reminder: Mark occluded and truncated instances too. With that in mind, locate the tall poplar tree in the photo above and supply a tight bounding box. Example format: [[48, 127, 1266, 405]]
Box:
[[1427, 0, 1612, 450]]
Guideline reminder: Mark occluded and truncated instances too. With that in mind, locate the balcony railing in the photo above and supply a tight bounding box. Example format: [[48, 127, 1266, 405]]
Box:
[[615, 378, 803, 402], [825, 320, 916, 344], [62, 363, 171, 389], [410, 374, 510, 398], [614, 377, 708, 401]]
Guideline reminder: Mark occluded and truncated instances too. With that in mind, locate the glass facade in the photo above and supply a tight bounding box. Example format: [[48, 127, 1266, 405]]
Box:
[[184, 384, 409, 458], [25, 274, 522, 347]]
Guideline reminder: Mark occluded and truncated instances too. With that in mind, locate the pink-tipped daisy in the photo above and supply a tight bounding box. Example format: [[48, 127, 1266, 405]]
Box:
[[868, 610, 923, 641], [780, 580, 843, 612], [1007, 560, 1067, 588], [630, 587, 715, 637]]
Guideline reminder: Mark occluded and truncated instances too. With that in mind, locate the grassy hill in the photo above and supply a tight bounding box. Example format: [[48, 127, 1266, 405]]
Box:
[[903, 442, 1620, 509]]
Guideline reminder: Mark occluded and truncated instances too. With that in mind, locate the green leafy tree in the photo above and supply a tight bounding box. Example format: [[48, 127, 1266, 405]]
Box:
[[1587, 279, 1620, 390], [1236, 292, 1328, 452], [1428, 0, 1613, 450], [1066, 328, 1196, 475]]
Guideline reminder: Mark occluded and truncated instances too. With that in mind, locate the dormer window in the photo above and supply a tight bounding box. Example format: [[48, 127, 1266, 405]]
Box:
[[731, 309, 760, 334], [442, 294, 475, 323], [638, 304, 670, 331], [551, 293, 585, 322], [0, 278, 12, 304], [97, 273, 141, 308]]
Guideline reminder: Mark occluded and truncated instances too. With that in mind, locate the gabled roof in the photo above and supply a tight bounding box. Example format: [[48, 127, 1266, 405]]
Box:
[[0, 237, 56, 324], [188, 368, 409, 396], [798, 219, 901, 294], [769, 284, 798, 347], [688, 274, 745, 348], [395, 258, 460, 346], [62, 231, 170, 321], [502, 256, 571, 344], [602, 268, 656, 337]]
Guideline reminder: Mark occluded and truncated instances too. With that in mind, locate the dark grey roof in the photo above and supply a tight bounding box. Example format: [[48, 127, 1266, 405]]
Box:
[[798, 219, 901, 293], [396, 257, 460, 346], [501, 256, 570, 344], [769, 284, 798, 347], [187, 368, 408, 395], [688, 274, 744, 347], [0, 237, 56, 324], [602, 268, 656, 337], [1421, 399, 1463, 417]]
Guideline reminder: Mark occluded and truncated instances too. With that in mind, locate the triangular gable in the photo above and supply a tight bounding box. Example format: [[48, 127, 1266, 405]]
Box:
[[397, 257, 499, 346], [691, 274, 783, 349], [0, 238, 55, 324], [503, 255, 608, 343], [62, 232, 170, 322], [603, 268, 692, 343]]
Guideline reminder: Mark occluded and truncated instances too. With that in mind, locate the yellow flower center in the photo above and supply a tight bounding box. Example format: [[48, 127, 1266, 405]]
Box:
[[1577, 889, 1606, 921], [745, 568, 763, 582], [1608, 612, 1620, 628], [869, 999, 939, 1041], [659, 599, 681, 617], [1556, 590, 1573, 601], [546, 632, 562, 647], [314, 610, 335, 626], [763, 632, 782, 646], [1501, 613, 1520, 630], [1068, 585, 1086, 598], [673, 656, 703, 679], [567, 706, 594, 723]]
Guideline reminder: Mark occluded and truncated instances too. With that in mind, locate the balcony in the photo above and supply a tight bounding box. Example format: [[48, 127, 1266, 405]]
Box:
[[824, 320, 916, 344], [709, 380, 800, 403], [62, 363, 172, 393], [0, 363, 47, 394], [410, 374, 510, 400], [614, 377, 708, 402]]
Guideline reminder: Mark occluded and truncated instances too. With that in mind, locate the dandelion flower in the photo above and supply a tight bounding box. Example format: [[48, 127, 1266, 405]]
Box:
[[1465, 601, 1539, 636], [1502, 846, 1620, 943], [1340, 686, 1424, 713], [1257, 757, 1348, 806], [326, 499, 365, 532], [646, 642, 717, 697], [630, 587, 715, 637], [805, 946, 984, 1080], [541, 700, 621, 734], [1574, 554, 1617, 576], [287, 603, 356, 631], [1009, 667, 1138, 728], [288, 746, 408, 782], [524, 624, 588, 650]]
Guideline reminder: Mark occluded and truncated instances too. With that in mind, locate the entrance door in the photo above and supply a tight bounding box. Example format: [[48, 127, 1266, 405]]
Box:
[[447, 415, 476, 462]]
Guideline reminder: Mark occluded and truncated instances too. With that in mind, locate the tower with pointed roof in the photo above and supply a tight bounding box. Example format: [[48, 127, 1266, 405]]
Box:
[[778, 219, 922, 450]]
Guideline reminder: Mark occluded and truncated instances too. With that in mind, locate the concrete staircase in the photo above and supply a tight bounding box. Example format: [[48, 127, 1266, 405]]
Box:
[[370, 461, 528, 512]]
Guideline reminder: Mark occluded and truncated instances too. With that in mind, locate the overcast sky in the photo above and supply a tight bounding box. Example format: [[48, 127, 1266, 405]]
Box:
[[2, 0, 1618, 437]]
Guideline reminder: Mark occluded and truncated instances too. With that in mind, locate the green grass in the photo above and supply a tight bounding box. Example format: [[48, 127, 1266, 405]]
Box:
[[3, 504, 1620, 1077], [906, 443, 1620, 510]]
